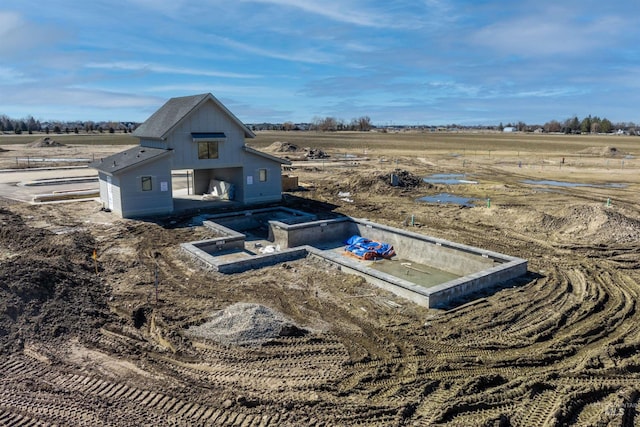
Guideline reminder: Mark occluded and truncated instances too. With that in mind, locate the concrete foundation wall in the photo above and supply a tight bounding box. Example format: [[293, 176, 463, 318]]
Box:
[[352, 220, 496, 276], [181, 241, 308, 274], [198, 220, 245, 252], [216, 216, 263, 231], [426, 261, 528, 308], [271, 217, 357, 248], [207, 207, 315, 234], [217, 248, 308, 274]]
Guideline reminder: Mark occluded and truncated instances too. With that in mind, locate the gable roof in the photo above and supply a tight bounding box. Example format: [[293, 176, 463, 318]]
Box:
[[89, 146, 171, 175], [132, 93, 255, 140], [243, 145, 291, 165]]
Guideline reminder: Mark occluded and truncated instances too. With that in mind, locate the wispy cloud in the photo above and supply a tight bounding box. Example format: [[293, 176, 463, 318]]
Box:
[[0, 66, 33, 84], [471, 8, 626, 56], [85, 62, 260, 79], [0, 11, 63, 55], [240, 0, 391, 28], [215, 36, 339, 65]]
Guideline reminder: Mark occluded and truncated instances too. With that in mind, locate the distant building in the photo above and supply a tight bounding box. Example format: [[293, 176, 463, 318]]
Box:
[[503, 126, 515, 133], [90, 93, 289, 218]]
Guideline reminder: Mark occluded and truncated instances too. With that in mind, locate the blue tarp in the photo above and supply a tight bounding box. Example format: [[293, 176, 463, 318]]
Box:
[[344, 235, 395, 260]]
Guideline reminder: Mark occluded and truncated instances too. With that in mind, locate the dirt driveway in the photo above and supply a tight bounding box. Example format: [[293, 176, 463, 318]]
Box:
[[1, 132, 640, 426]]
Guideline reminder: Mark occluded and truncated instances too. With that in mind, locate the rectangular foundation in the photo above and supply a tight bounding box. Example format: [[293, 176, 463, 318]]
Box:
[[181, 209, 527, 308]]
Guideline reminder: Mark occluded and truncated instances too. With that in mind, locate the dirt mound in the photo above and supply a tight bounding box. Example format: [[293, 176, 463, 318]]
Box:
[[268, 141, 300, 152], [267, 141, 329, 159], [186, 302, 306, 346], [342, 169, 426, 192], [27, 137, 65, 148], [537, 204, 640, 244], [0, 208, 111, 353], [577, 146, 625, 157]]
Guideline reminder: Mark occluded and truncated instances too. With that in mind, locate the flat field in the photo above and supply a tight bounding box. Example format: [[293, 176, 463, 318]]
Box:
[[1, 130, 640, 426]]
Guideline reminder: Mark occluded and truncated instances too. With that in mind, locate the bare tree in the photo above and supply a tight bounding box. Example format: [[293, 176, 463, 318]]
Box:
[[356, 116, 372, 131], [544, 120, 561, 133], [282, 121, 295, 131]]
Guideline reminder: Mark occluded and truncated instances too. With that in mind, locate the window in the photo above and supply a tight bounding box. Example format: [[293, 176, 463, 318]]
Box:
[[141, 176, 152, 191], [198, 141, 219, 159], [259, 168, 267, 182]]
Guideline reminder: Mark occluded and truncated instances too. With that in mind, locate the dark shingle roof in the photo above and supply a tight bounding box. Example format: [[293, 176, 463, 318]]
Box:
[[89, 146, 171, 175], [132, 93, 255, 140], [242, 146, 291, 165]]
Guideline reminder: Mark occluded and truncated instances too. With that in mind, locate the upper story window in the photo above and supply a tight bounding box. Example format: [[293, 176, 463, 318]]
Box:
[[192, 132, 225, 160], [198, 141, 219, 159]]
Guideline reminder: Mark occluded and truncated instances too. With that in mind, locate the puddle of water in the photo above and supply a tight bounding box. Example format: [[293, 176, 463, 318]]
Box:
[[522, 180, 626, 188], [417, 193, 478, 207], [423, 173, 478, 185], [368, 259, 460, 288]]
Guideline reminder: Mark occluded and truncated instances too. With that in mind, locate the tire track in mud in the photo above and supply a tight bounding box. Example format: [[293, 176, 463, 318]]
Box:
[[326, 225, 640, 425], [6, 185, 640, 425], [0, 354, 275, 426]]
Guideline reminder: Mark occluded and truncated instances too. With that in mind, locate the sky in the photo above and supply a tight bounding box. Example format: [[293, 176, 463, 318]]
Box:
[[1, 0, 639, 126]]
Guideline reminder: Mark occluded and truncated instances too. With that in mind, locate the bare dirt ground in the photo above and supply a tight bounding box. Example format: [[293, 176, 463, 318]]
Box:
[[1, 132, 640, 426]]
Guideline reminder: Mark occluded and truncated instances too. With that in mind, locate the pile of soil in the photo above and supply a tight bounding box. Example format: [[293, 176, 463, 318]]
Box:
[[27, 137, 65, 148], [0, 208, 111, 353], [268, 141, 300, 152], [577, 146, 625, 157], [341, 169, 426, 192], [267, 141, 329, 159], [534, 204, 640, 244], [185, 303, 306, 346]]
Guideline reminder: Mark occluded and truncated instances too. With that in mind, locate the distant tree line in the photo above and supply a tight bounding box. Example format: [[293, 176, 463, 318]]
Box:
[[500, 116, 638, 135], [541, 115, 618, 134], [309, 116, 373, 132], [250, 116, 374, 132], [0, 115, 41, 134], [0, 114, 138, 135], [3, 112, 638, 136]]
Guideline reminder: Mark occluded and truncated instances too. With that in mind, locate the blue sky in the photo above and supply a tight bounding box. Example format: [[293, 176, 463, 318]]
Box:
[[1, 0, 639, 125]]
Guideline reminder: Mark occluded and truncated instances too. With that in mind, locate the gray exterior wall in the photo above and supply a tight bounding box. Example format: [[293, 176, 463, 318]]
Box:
[[241, 151, 283, 204], [116, 157, 173, 217], [97, 172, 123, 215]]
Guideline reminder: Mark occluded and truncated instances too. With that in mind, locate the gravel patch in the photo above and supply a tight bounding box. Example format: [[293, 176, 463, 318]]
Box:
[[186, 302, 306, 346]]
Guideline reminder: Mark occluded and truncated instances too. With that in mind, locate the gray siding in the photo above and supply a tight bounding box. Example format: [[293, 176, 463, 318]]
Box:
[[242, 152, 283, 204], [118, 158, 173, 217], [138, 139, 168, 150], [162, 101, 246, 170], [98, 172, 123, 215]]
